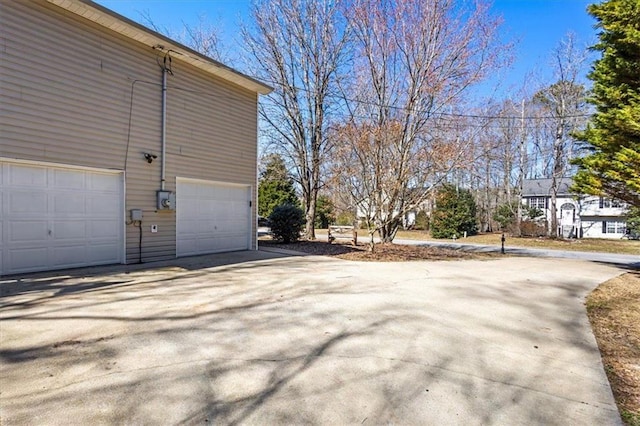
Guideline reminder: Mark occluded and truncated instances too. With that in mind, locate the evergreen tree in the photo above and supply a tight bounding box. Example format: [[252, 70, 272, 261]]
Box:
[[269, 204, 306, 243], [626, 205, 640, 236], [314, 195, 336, 229], [431, 184, 478, 239], [572, 0, 640, 207], [493, 202, 517, 231], [258, 154, 299, 217]]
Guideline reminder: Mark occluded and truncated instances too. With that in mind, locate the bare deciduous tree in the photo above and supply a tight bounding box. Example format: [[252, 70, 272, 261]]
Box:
[[333, 0, 508, 244], [243, 0, 350, 239], [533, 33, 588, 237], [141, 11, 227, 62]]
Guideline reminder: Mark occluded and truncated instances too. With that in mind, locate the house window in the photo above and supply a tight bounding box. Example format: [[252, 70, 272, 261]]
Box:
[[602, 221, 626, 234], [560, 202, 575, 211], [528, 197, 547, 210], [599, 197, 624, 208]]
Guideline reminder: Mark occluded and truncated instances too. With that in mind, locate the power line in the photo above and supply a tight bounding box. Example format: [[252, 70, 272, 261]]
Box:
[[258, 77, 593, 121]]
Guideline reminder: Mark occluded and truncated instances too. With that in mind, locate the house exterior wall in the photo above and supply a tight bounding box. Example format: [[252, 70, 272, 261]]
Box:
[[581, 217, 627, 239], [523, 192, 628, 239], [579, 197, 626, 217], [523, 195, 579, 238], [0, 0, 258, 264], [579, 197, 628, 239]]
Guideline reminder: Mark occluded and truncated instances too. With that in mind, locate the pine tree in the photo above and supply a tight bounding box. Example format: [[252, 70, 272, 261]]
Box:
[[258, 154, 299, 217], [314, 195, 336, 229], [430, 184, 478, 239], [572, 0, 640, 207]]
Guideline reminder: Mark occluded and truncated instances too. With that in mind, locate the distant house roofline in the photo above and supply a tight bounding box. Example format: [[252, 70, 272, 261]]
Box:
[[522, 177, 573, 197], [46, 0, 273, 95]]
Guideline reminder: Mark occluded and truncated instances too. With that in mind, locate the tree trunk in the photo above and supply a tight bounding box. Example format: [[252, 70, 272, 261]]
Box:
[[549, 115, 565, 238], [516, 99, 526, 237], [380, 219, 400, 243], [304, 188, 317, 240], [549, 184, 558, 237]]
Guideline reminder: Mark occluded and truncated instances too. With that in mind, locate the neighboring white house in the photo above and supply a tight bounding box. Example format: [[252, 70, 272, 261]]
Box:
[[522, 178, 628, 239], [355, 188, 433, 230]]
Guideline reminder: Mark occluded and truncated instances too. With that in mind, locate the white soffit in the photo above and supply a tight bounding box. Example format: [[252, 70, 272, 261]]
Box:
[[46, 0, 272, 95]]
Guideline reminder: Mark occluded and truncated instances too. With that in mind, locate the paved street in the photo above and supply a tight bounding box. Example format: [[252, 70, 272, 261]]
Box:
[[0, 251, 625, 425], [394, 238, 639, 269]]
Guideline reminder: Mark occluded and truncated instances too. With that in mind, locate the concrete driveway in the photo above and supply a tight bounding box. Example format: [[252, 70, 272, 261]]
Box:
[[0, 251, 624, 425]]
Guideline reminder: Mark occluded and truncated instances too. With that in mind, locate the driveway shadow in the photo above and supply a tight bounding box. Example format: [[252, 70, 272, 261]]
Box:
[[0, 256, 624, 425]]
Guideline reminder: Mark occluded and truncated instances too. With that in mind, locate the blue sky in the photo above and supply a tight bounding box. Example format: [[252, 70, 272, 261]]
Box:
[[97, 0, 598, 96]]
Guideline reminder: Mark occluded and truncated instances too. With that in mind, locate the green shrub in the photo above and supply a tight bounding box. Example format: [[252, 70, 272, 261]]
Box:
[[413, 211, 429, 230], [269, 204, 306, 243], [335, 211, 356, 226], [524, 206, 544, 220], [430, 184, 478, 239], [493, 203, 517, 230], [314, 195, 336, 229]]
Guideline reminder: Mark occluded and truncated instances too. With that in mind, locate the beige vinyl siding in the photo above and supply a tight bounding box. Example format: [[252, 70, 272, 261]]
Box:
[[1, 0, 259, 263], [165, 62, 258, 251]]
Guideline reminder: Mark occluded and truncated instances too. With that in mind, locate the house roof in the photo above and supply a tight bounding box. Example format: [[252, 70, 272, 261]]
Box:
[[522, 178, 573, 197], [46, 0, 273, 95]]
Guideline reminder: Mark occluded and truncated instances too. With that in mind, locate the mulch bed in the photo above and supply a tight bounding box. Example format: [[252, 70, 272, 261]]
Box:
[[259, 238, 474, 261]]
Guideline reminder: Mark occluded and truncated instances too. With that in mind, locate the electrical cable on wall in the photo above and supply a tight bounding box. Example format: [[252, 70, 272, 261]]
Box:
[[123, 78, 160, 171], [125, 216, 144, 264], [137, 220, 142, 264], [163, 51, 174, 75]]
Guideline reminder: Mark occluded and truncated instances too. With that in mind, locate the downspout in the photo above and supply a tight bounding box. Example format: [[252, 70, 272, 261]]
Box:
[[161, 67, 167, 191]]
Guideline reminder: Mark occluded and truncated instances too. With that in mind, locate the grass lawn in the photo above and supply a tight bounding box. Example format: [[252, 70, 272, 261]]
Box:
[[390, 230, 640, 255], [587, 272, 640, 426]]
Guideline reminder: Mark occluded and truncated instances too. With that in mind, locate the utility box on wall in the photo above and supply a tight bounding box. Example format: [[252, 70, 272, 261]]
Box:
[[130, 209, 143, 221], [157, 190, 175, 211]]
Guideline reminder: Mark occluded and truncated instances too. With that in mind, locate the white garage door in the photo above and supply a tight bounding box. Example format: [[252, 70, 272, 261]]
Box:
[[176, 178, 251, 257], [0, 161, 124, 275]]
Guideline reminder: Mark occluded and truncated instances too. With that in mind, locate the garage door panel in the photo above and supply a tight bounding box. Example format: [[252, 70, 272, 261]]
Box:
[[179, 221, 199, 235], [89, 244, 121, 263], [89, 220, 121, 238], [9, 191, 47, 215], [197, 219, 216, 234], [218, 236, 246, 252], [177, 179, 251, 257], [177, 239, 197, 256], [89, 195, 121, 216], [198, 200, 216, 215], [8, 248, 48, 272], [53, 169, 86, 189], [1, 162, 124, 275], [8, 164, 46, 186], [179, 182, 198, 196], [9, 221, 48, 242], [90, 173, 121, 192], [54, 193, 86, 214], [196, 237, 217, 252], [53, 221, 86, 239], [52, 246, 87, 266]]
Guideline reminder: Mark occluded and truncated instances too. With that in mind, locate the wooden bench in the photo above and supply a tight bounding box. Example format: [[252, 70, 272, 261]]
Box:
[[328, 225, 358, 245]]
